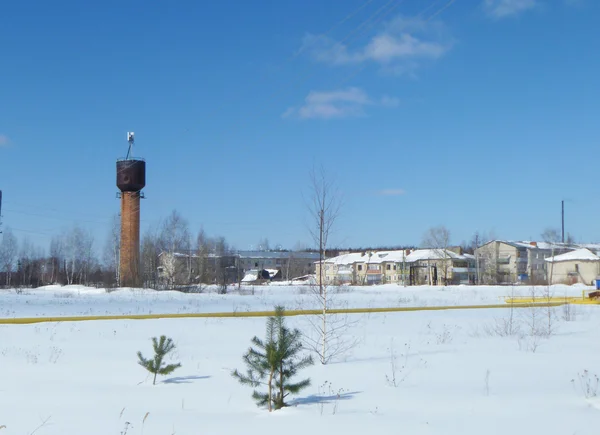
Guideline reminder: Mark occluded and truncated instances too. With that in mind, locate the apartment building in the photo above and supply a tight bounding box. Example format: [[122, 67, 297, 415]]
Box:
[[317, 248, 476, 286], [474, 240, 582, 284]]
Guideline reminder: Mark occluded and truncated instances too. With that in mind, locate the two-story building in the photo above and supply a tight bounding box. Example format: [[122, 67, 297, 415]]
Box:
[[317, 248, 476, 286], [475, 240, 575, 284]]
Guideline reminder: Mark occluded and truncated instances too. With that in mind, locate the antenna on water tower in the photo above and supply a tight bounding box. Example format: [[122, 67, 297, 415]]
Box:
[[126, 132, 135, 160]]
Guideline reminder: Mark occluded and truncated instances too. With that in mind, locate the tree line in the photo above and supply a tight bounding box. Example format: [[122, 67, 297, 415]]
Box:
[[0, 209, 238, 289]]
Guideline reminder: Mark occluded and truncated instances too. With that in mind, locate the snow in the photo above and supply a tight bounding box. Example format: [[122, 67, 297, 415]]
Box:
[[545, 248, 600, 263], [1, 284, 600, 434], [0, 283, 593, 318], [324, 249, 471, 266]]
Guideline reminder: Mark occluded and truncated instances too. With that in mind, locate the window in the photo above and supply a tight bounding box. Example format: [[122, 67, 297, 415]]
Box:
[[575, 264, 579, 272], [368, 264, 379, 271], [393, 265, 397, 270], [358, 265, 363, 271], [386, 264, 391, 271], [254, 262, 258, 267]]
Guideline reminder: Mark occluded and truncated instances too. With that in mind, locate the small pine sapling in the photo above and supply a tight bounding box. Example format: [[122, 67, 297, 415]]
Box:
[[232, 306, 313, 411], [137, 335, 182, 385]]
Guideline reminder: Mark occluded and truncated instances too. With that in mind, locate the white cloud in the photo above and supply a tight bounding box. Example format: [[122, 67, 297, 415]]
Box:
[[300, 15, 453, 76], [483, 0, 537, 18], [0, 135, 10, 147], [377, 189, 406, 196], [283, 87, 398, 120]]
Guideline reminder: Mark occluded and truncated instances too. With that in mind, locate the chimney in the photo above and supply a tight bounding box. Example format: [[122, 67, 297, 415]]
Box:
[[530, 241, 537, 247]]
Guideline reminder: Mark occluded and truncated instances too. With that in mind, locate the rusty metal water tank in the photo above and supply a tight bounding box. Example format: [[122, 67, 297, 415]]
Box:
[[116, 159, 146, 192]]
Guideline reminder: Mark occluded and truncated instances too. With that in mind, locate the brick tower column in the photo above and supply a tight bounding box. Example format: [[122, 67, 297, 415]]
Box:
[[119, 191, 141, 287]]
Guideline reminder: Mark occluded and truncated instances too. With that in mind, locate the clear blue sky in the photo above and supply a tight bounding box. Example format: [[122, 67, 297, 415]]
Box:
[[1, 0, 599, 254]]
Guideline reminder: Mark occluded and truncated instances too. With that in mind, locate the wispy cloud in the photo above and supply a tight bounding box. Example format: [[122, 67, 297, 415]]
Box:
[[0, 135, 10, 147], [300, 15, 453, 76], [283, 87, 398, 120], [483, 0, 537, 18], [377, 189, 406, 196]]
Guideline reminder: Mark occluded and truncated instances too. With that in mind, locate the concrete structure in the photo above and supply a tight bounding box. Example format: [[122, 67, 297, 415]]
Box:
[[117, 157, 145, 287], [157, 250, 320, 287], [545, 248, 600, 285], [474, 240, 575, 284], [473, 240, 600, 284]]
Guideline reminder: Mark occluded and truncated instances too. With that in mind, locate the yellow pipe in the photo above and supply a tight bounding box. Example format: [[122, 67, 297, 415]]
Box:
[[0, 301, 569, 325]]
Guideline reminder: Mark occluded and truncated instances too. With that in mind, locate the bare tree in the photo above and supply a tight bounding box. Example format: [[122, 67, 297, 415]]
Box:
[[103, 214, 120, 286], [141, 227, 161, 289], [49, 235, 64, 284], [422, 225, 452, 285], [257, 237, 270, 251], [303, 165, 355, 365], [214, 236, 230, 293], [196, 228, 210, 286], [0, 228, 18, 286], [61, 225, 95, 285], [541, 228, 561, 244], [18, 236, 34, 286], [158, 210, 191, 288]]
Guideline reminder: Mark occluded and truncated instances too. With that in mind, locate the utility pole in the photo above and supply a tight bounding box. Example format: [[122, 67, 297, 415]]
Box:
[[561, 200, 565, 244]]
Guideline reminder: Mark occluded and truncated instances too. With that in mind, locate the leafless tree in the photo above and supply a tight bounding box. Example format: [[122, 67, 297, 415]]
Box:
[[422, 225, 452, 285], [541, 228, 561, 244], [196, 228, 210, 287], [0, 228, 18, 286], [18, 236, 34, 286], [61, 225, 95, 285], [141, 226, 161, 289], [158, 210, 191, 288], [214, 236, 231, 293], [257, 237, 270, 251], [49, 235, 64, 284], [102, 214, 120, 286], [302, 165, 355, 365]]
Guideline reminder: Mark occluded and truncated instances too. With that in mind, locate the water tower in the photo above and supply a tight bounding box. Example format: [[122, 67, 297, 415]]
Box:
[[116, 132, 145, 287]]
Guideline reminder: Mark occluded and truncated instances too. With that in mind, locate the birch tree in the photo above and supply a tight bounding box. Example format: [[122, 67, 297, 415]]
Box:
[[302, 165, 355, 364], [422, 225, 452, 285], [158, 210, 191, 287]]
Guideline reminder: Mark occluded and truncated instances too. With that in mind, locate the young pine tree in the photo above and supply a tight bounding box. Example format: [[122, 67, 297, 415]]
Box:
[[232, 306, 313, 411], [137, 335, 182, 385]]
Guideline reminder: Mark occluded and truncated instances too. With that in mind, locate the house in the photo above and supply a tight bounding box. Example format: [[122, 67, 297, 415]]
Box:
[[474, 240, 574, 284], [545, 248, 600, 285], [316, 248, 476, 286]]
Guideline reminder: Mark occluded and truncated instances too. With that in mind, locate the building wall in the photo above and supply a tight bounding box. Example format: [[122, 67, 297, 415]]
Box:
[[548, 260, 600, 285]]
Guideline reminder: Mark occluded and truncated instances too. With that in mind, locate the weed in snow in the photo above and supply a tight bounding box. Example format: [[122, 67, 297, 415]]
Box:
[[484, 369, 491, 396], [385, 340, 427, 388], [572, 370, 599, 399]]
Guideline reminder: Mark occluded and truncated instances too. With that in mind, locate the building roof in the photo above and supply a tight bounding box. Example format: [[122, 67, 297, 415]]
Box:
[[237, 250, 320, 260], [545, 248, 600, 263], [479, 240, 600, 252], [322, 248, 471, 266]]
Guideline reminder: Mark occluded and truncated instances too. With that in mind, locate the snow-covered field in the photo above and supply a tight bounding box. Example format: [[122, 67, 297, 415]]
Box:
[[0, 283, 593, 318], [1, 284, 600, 434]]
